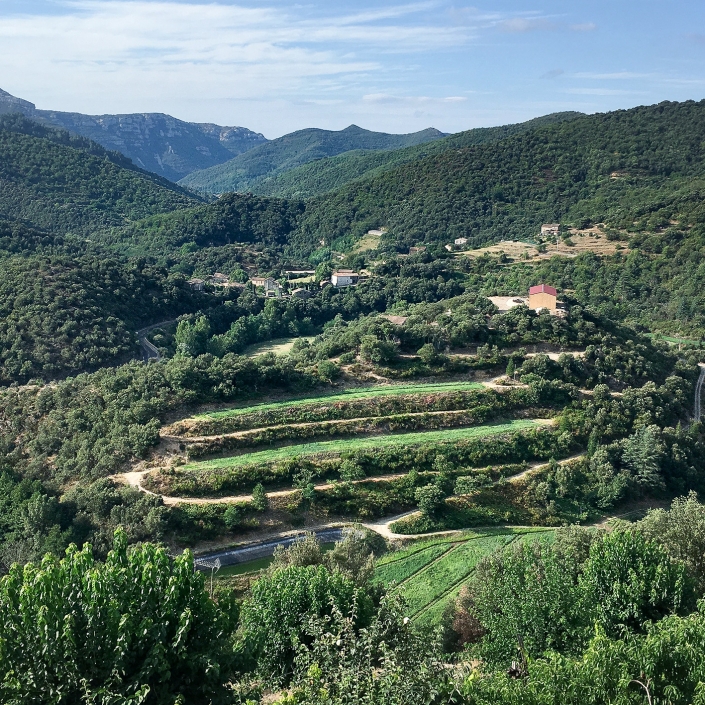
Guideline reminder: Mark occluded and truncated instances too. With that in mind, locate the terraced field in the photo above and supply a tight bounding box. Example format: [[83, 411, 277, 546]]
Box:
[[374, 528, 553, 624], [181, 420, 542, 471]]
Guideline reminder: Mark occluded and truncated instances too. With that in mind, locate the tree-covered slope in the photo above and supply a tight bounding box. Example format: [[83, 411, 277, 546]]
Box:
[[291, 100, 705, 253], [249, 112, 584, 199], [0, 255, 203, 383], [108, 192, 305, 259], [179, 124, 446, 194], [0, 88, 268, 181], [0, 114, 200, 235]]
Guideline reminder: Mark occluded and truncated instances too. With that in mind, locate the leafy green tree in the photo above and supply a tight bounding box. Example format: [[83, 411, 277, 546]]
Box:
[[417, 343, 438, 364], [175, 315, 211, 356], [638, 492, 705, 592], [415, 483, 445, 517], [0, 529, 235, 704], [237, 564, 374, 685], [359, 335, 398, 365], [579, 529, 695, 638], [505, 358, 515, 378]]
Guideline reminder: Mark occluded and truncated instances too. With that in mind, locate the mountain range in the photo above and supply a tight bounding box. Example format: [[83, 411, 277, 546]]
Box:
[[179, 124, 448, 194], [0, 88, 267, 181]]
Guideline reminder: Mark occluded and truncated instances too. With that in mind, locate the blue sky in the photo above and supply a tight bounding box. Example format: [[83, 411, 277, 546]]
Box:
[[1, 0, 705, 137]]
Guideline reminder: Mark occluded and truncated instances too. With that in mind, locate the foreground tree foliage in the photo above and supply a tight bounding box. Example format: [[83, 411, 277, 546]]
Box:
[[0, 529, 236, 705]]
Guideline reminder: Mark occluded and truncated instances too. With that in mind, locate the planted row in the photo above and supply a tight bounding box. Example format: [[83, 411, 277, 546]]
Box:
[[145, 427, 573, 497], [184, 404, 555, 459], [168, 386, 532, 438]]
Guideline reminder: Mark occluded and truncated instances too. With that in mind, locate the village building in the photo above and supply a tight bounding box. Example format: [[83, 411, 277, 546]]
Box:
[[331, 270, 359, 287], [409, 246, 426, 254], [186, 278, 205, 291], [210, 272, 229, 285], [250, 276, 283, 297], [454, 237, 469, 246], [291, 288, 312, 299], [528, 284, 557, 311], [541, 223, 560, 236]]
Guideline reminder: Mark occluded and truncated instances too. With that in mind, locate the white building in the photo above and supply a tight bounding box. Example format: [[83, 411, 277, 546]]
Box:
[[331, 270, 359, 287], [454, 237, 468, 246], [541, 224, 560, 236]]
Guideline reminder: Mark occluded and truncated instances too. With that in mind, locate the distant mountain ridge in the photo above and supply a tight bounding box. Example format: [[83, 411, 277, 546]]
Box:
[[0, 88, 268, 182], [179, 124, 448, 194], [247, 112, 585, 199]]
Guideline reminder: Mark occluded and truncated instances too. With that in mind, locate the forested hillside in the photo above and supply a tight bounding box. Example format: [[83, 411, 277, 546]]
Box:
[[250, 111, 584, 199], [293, 99, 705, 252], [0, 114, 199, 234], [180, 124, 446, 194]]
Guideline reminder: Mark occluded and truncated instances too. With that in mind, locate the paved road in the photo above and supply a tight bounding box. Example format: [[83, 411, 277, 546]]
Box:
[[136, 321, 174, 363], [696, 364, 705, 421], [194, 527, 346, 570]]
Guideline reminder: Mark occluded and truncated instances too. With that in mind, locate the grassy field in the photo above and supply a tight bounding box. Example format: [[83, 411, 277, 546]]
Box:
[[244, 336, 315, 358], [182, 419, 542, 471], [197, 381, 485, 420], [374, 528, 553, 624], [646, 333, 702, 347]]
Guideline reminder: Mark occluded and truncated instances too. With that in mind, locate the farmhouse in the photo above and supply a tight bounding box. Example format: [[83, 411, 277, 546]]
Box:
[[210, 272, 229, 285], [454, 237, 468, 246], [331, 270, 359, 287], [250, 276, 283, 297], [291, 288, 312, 299], [529, 284, 557, 311], [541, 223, 560, 236], [186, 278, 205, 291]]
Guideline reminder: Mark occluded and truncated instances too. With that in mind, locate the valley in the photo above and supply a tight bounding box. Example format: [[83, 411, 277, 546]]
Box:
[[2, 91, 705, 703]]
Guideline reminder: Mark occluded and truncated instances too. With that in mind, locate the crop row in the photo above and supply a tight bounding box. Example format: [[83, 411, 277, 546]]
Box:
[[400, 535, 514, 616], [374, 544, 452, 586], [170, 385, 520, 437], [183, 403, 553, 459], [145, 424, 572, 498]]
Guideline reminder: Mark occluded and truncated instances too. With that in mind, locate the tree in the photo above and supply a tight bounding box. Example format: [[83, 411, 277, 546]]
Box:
[[175, 315, 211, 356], [621, 425, 666, 492], [505, 358, 515, 378], [579, 529, 695, 638], [417, 343, 438, 364], [252, 483, 269, 511], [638, 492, 705, 591], [0, 529, 236, 704], [415, 484, 445, 517], [237, 564, 374, 685]]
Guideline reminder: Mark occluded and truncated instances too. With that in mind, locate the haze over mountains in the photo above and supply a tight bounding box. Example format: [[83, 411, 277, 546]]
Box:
[[0, 88, 267, 181]]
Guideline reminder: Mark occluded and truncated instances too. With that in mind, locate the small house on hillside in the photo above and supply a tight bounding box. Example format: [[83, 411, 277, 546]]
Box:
[[454, 237, 468, 246], [210, 273, 229, 285], [331, 270, 359, 287], [541, 224, 560, 236], [528, 284, 557, 311], [187, 278, 205, 291], [409, 246, 426, 254], [251, 276, 283, 297], [291, 288, 312, 299]]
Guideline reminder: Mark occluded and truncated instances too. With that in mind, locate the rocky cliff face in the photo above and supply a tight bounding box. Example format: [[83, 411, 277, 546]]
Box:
[[0, 89, 267, 182]]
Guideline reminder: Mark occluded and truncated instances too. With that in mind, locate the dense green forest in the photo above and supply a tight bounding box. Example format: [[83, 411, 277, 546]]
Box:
[[0, 114, 199, 235], [179, 123, 446, 194], [248, 111, 584, 199]]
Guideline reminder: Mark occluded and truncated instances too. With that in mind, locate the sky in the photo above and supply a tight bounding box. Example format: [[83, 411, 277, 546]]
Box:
[[1, 0, 705, 137]]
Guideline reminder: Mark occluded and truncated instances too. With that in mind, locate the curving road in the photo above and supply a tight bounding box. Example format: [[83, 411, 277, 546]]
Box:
[[193, 527, 345, 570], [696, 364, 705, 422], [136, 321, 174, 363]]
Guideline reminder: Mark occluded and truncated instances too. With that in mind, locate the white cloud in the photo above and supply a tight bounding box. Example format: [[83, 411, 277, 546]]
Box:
[[570, 22, 597, 32], [497, 17, 556, 33]]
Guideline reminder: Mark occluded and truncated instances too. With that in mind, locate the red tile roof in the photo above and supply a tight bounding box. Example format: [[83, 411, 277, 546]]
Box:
[[529, 284, 557, 296]]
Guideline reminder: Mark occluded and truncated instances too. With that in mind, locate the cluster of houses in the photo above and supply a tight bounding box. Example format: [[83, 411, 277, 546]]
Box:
[[186, 268, 366, 299]]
